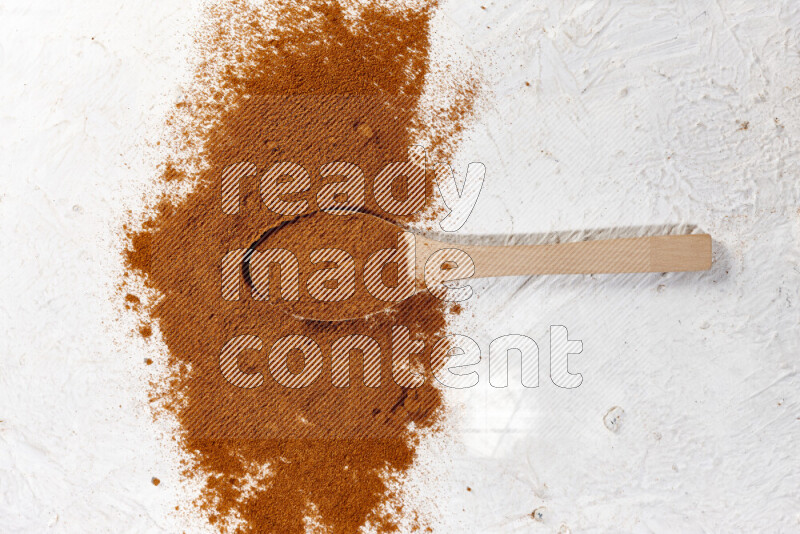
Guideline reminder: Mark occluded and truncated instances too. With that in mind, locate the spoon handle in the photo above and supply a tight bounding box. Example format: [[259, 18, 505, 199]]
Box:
[[420, 234, 712, 277]]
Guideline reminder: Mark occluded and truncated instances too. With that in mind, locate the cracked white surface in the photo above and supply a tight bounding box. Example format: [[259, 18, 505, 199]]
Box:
[[1, 0, 798, 532]]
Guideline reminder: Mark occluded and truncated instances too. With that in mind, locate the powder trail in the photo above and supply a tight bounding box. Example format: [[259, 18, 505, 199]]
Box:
[[125, 1, 476, 531]]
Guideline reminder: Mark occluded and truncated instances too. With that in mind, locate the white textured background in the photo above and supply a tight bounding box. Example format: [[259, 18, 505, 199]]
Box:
[[1, 0, 798, 532]]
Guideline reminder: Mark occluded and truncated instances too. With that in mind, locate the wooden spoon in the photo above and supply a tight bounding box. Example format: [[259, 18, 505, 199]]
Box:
[[242, 211, 711, 322]]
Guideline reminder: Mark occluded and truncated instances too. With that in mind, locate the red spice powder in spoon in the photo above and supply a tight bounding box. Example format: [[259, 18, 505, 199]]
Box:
[[125, 1, 476, 531]]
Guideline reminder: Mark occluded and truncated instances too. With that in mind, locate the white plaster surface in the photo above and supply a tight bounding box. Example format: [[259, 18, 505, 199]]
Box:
[[1, 0, 798, 532]]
